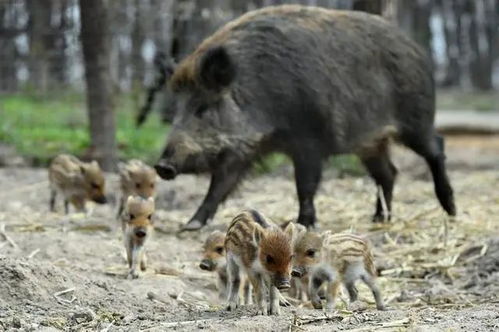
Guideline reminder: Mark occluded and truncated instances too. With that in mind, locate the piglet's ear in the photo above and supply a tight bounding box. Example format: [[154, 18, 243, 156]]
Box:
[[321, 230, 332, 243], [283, 222, 295, 242], [198, 46, 236, 91], [252, 224, 265, 246]]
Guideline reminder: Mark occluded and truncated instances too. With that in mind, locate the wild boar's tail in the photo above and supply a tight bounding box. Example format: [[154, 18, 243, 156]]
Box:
[[136, 52, 174, 127]]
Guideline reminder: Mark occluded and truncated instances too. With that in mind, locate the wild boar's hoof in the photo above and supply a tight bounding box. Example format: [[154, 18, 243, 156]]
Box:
[[372, 213, 390, 223], [154, 162, 177, 180], [180, 219, 205, 232]]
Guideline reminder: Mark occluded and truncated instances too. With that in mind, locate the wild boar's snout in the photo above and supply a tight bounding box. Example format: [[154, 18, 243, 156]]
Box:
[[155, 161, 177, 180], [155, 146, 177, 180]]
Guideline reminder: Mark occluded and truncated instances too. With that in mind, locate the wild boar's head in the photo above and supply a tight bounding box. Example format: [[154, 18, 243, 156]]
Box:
[[155, 46, 264, 180]]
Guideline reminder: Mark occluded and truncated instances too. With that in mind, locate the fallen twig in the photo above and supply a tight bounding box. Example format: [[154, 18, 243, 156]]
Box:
[[347, 318, 410, 331], [0, 223, 18, 248], [100, 322, 113, 332], [296, 314, 343, 325], [27, 248, 40, 259], [53, 287, 77, 304]]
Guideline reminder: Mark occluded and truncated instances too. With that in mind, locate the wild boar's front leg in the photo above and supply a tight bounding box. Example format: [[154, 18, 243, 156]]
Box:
[[293, 152, 322, 229], [182, 159, 249, 231]]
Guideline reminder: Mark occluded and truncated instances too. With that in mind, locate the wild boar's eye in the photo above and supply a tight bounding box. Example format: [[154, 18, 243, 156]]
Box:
[[266, 255, 275, 264], [194, 104, 209, 118], [129, 214, 135, 219], [91, 182, 99, 189], [306, 249, 316, 257], [215, 246, 224, 254], [135, 183, 141, 189], [147, 214, 152, 220]]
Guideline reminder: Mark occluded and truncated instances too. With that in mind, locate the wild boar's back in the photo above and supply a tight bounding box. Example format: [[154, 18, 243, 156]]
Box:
[[171, 5, 434, 155]]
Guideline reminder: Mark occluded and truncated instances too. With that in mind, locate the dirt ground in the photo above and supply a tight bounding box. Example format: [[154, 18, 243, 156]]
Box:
[[0, 135, 498, 331]]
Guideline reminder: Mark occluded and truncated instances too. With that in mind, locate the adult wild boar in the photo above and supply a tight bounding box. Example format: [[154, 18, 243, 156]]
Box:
[[154, 5, 456, 231]]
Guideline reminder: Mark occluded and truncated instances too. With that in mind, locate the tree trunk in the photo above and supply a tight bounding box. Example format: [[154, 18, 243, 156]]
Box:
[[50, 0, 69, 85], [131, 0, 145, 89], [79, 0, 117, 171], [0, 1, 19, 92], [27, 0, 52, 92], [438, 0, 462, 87], [466, 0, 493, 90]]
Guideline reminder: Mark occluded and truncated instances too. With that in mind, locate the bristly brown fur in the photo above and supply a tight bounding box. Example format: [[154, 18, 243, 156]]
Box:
[[259, 230, 293, 273], [170, 5, 349, 92]]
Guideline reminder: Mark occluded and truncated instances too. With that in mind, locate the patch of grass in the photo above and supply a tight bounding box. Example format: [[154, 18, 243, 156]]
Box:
[[253, 153, 365, 176], [330, 154, 365, 177], [0, 92, 365, 176], [0, 93, 167, 165], [436, 89, 498, 111]]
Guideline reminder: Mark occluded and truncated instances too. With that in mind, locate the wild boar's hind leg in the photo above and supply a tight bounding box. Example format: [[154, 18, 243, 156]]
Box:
[[293, 153, 322, 229], [361, 150, 398, 222], [403, 133, 456, 216], [182, 159, 249, 231]]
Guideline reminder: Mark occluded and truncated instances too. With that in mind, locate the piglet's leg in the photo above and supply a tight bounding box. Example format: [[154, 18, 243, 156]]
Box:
[[269, 286, 281, 315], [345, 281, 358, 303], [309, 273, 325, 309], [248, 272, 267, 315], [49, 190, 57, 212], [243, 278, 253, 305], [226, 257, 241, 311], [127, 245, 143, 279], [140, 251, 147, 271], [361, 275, 386, 310], [325, 280, 340, 311]]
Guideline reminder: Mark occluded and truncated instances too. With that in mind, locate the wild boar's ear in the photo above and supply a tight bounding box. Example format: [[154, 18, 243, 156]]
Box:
[[198, 46, 236, 91]]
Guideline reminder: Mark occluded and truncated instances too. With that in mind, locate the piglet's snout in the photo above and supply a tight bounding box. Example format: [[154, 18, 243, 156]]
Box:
[[291, 267, 303, 278], [135, 229, 147, 238], [199, 259, 215, 271], [274, 277, 291, 290]]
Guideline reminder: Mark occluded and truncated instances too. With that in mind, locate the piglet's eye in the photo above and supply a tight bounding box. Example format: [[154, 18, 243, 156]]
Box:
[[91, 182, 99, 189], [135, 183, 141, 189], [147, 214, 153, 220], [306, 249, 316, 257], [266, 255, 275, 264], [215, 246, 224, 254], [129, 214, 135, 219]]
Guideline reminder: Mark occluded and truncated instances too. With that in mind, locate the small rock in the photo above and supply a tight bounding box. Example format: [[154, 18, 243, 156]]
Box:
[[12, 316, 22, 328]]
